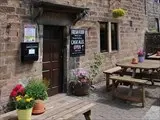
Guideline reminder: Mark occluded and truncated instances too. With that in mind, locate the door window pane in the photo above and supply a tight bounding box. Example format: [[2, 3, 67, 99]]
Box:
[[111, 23, 118, 51], [100, 23, 108, 52], [155, 18, 160, 32]]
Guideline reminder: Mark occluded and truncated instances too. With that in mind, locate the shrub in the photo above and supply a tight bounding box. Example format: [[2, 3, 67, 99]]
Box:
[[25, 79, 48, 100]]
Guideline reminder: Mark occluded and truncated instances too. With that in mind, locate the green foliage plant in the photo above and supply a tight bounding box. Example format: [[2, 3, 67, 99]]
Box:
[[25, 79, 48, 100], [112, 8, 126, 18], [89, 53, 104, 81]]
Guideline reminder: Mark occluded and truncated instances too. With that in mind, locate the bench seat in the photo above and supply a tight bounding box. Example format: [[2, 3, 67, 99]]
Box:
[[109, 76, 147, 107], [103, 67, 122, 91], [109, 76, 147, 84]]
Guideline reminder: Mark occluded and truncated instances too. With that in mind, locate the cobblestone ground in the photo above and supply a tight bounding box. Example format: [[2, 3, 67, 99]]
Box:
[[73, 81, 160, 120]]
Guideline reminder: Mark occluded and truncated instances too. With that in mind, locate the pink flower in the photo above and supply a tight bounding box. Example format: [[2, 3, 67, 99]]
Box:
[[137, 48, 145, 56], [71, 68, 89, 83]]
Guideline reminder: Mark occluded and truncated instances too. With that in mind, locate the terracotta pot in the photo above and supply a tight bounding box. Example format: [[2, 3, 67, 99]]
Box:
[[131, 58, 138, 64], [32, 100, 45, 115]]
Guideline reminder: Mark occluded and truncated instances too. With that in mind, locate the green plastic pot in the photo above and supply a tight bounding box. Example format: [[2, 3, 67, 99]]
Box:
[[17, 108, 32, 120]]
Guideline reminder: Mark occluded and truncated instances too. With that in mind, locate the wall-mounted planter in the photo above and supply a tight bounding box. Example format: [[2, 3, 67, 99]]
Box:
[[112, 8, 127, 18]]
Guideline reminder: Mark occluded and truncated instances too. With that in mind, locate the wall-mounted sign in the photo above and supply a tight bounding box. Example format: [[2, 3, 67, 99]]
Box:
[[70, 29, 85, 57], [24, 25, 36, 42]]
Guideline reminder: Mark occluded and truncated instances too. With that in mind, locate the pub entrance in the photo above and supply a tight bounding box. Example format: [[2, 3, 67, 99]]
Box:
[[42, 25, 64, 96]]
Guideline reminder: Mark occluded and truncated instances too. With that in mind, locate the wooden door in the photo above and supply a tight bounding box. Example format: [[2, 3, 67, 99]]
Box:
[[43, 26, 63, 96]]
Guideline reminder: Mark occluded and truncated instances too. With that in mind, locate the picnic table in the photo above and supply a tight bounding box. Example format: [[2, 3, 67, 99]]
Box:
[[0, 94, 95, 120], [147, 54, 160, 60], [116, 60, 160, 85]]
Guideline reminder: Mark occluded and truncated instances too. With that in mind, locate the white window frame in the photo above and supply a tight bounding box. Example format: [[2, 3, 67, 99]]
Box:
[[100, 22, 120, 53]]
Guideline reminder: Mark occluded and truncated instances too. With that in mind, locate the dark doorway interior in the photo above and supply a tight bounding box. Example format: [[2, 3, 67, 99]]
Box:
[[43, 25, 64, 96]]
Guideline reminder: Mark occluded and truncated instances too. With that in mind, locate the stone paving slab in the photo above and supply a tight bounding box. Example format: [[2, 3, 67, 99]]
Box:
[[72, 81, 160, 120], [142, 106, 160, 120]]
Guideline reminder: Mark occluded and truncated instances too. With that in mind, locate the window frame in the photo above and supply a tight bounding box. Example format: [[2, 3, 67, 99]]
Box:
[[99, 22, 119, 53]]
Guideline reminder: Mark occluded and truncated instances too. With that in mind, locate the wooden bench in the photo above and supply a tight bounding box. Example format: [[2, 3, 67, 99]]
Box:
[[0, 94, 95, 120], [103, 67, 122, 91], [109, 76, 147, 107]]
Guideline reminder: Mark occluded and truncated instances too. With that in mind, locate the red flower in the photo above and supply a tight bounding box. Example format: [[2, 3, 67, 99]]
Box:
[[13, 84, 23, 91], [10, 91, 17, 97], [17, 87, 25, 95], [10, 84, 25, 98]]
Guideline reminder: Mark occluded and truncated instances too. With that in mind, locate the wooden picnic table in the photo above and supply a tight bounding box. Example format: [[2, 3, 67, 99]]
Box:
[[0, 94, 95, 120], [147, 54, 160, 60], [116, 60, 160, 85]]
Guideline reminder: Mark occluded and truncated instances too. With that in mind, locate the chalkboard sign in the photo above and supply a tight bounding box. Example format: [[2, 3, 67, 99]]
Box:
[[70, 29, 85, 57]]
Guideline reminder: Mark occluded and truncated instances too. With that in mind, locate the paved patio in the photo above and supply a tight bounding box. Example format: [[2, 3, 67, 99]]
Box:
[[73, 81, 160, 120]]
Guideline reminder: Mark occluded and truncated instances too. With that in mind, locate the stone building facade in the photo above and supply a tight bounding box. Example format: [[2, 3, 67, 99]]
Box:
[[0, 0, 147, 112], [146, 0, 160, 32]]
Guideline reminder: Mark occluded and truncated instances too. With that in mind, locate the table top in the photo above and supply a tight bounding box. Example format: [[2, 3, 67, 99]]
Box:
[[116, 60, 160, 70], [0, 94, 95, 120], [147, 54, 160, 59]]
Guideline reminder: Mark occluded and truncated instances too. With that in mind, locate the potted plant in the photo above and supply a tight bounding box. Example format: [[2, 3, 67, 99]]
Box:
[[15, 95, 35, 120], [25, 79, 48, 115], [137, 48, 145, 62], [112, 8, 126, 18], [69, 68, 90, 96]]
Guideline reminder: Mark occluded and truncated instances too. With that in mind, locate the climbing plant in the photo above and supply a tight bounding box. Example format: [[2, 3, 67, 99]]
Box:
[[89, 53, 104, 81]]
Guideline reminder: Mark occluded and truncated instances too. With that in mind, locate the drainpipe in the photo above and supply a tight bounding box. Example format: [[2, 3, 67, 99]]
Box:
[[144, 0, 147, 15]]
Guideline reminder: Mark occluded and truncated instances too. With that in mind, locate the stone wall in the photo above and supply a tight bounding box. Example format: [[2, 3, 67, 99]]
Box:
[[71, 0, 147, 82], [0, 0, 42, 112], [0, 0, 147, 112], [146, 0, 160, 31]]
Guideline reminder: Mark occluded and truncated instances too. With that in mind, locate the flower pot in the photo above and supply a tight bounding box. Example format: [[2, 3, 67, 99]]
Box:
[[17, 108, 32, 120], [73, 82, 90, 96], [32, 100, 45, 115], [131, 58, 138, 64], [138, 56, 145, 63]]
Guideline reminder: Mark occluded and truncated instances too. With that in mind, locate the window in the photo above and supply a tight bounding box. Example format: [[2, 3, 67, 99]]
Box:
[[155, 18, 160, 32], [100, 23, 108, 52], [100, 22, 119, 52], [154, 0, 160, 3]]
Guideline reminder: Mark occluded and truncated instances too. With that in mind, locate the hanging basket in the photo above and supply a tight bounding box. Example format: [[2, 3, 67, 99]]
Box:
[[112, 8, 126, 18]]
